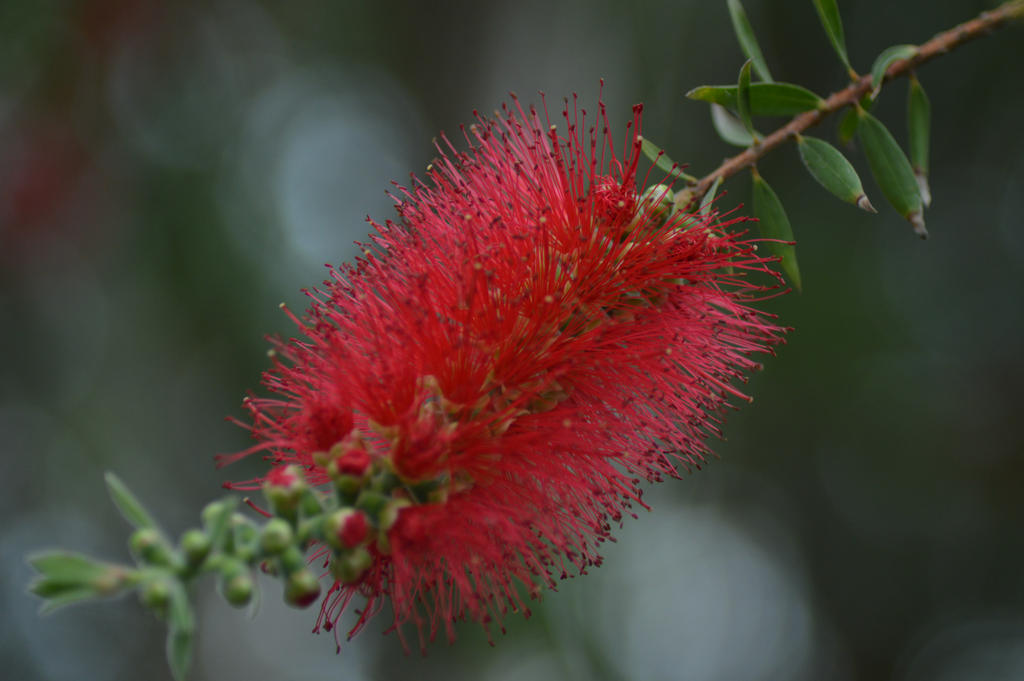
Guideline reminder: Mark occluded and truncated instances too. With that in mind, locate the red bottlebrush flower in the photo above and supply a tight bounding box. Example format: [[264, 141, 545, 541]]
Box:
[[222, 91, 786, 649]]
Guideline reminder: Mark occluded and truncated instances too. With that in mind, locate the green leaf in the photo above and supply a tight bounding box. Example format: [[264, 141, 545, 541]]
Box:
[[813, 0, 851, 70], [870, 44, 917, 98], [837, 107, 859, 146], [166, 583, 195, 681], [907, 73, 931, 206], [797, 135, 875, 212], [751, 170, 801, 290], [105, 472, 159, 531], [38, 587, 101, 614], [749, 82, 824, 115], [639, 136, 698, 183], [28, 551, 137, 611], [857, 107, 927, 237], [685, 85, 735, 108], [726, 0, 773, 82], [167, 623, 194, 681], [736, 60, 754, 137], [711, 104, 758, 147], [30, 577, 95, 599], [687, 82, 823, 116], [699, 176, 724, 216], [29, 551, 111, 583]]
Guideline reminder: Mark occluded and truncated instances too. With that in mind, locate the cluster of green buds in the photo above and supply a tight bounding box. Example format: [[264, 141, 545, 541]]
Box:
[[26, 440, 441, 681]]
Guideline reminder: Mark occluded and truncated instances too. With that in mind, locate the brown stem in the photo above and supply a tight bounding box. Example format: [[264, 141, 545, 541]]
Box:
[[683, 0, 1024, 207]]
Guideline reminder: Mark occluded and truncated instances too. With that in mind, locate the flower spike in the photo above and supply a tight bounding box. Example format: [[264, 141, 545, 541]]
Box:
[[230, 92, 787, 648]]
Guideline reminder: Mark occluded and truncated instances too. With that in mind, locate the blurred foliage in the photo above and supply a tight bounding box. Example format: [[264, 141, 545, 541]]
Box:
[[2, 1, 1023, 680]]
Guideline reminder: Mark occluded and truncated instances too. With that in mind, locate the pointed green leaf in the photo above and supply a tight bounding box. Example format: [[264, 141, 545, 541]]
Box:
[[29, 551, 137, 610], [105, 472, 159, 531], [29, 551, 111, 583], [870, 44, 917, 98], [837, 107, 859, 146], [699, 176, 724, 216], [711, 104, 758, 147], [857, 107, 926, 237], [907, 73, 931, 206], [737, 60, 755, 136], [686, 85, 737, 109], [726, 0, 773, 82], [751, 170, 801, 290], [797, 135, 874, 212], [813, 0, 851, 70], [906, 75, 930, 173], [38, 587, 102, 614], [167, 624, 194, 681], [639, 136, 698, 183], [749, 82, 824, 115], [166, 583, 195, 681], [30, 576, 97, 599], [687, 82, 823, 116]]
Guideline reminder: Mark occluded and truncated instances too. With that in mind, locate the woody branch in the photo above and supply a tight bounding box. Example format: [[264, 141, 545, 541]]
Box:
[[683, 0, 1024, 207]]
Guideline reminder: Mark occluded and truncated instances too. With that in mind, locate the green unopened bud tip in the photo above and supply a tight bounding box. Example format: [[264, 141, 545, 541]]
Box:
[[223, 573, 255, 607], [284, 569, 321, 608], [180, 529, 211, 565], [260, 518, 294, 555]]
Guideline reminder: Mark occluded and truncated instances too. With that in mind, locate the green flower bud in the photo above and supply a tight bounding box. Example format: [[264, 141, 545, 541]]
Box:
[[180, 528, 211, 566], [129, 528, 174, 567], [139, 578, 172, 612], [262, 465, 308, 516], [260, 518, 293, 555], [200, 500, 228, 528], [299, 490, 324, 517], [329, 547, 373, 584], [279, 545, 306, 575], [369, 470, 400, 495], [354, 490, 390, 522], [129, 527, 160, 554], [334, 474, 363, 504], [639, 183, 676, 224], [222, 573, 255, 607], [218, 556, 246, 578], [310, 449, 331, 468], [284, 569, 321, 608], [230, 513, 259, 561]]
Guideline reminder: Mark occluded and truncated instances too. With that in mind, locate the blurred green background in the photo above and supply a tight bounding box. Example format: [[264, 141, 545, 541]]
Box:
[[2, 1, 1023, 680]]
